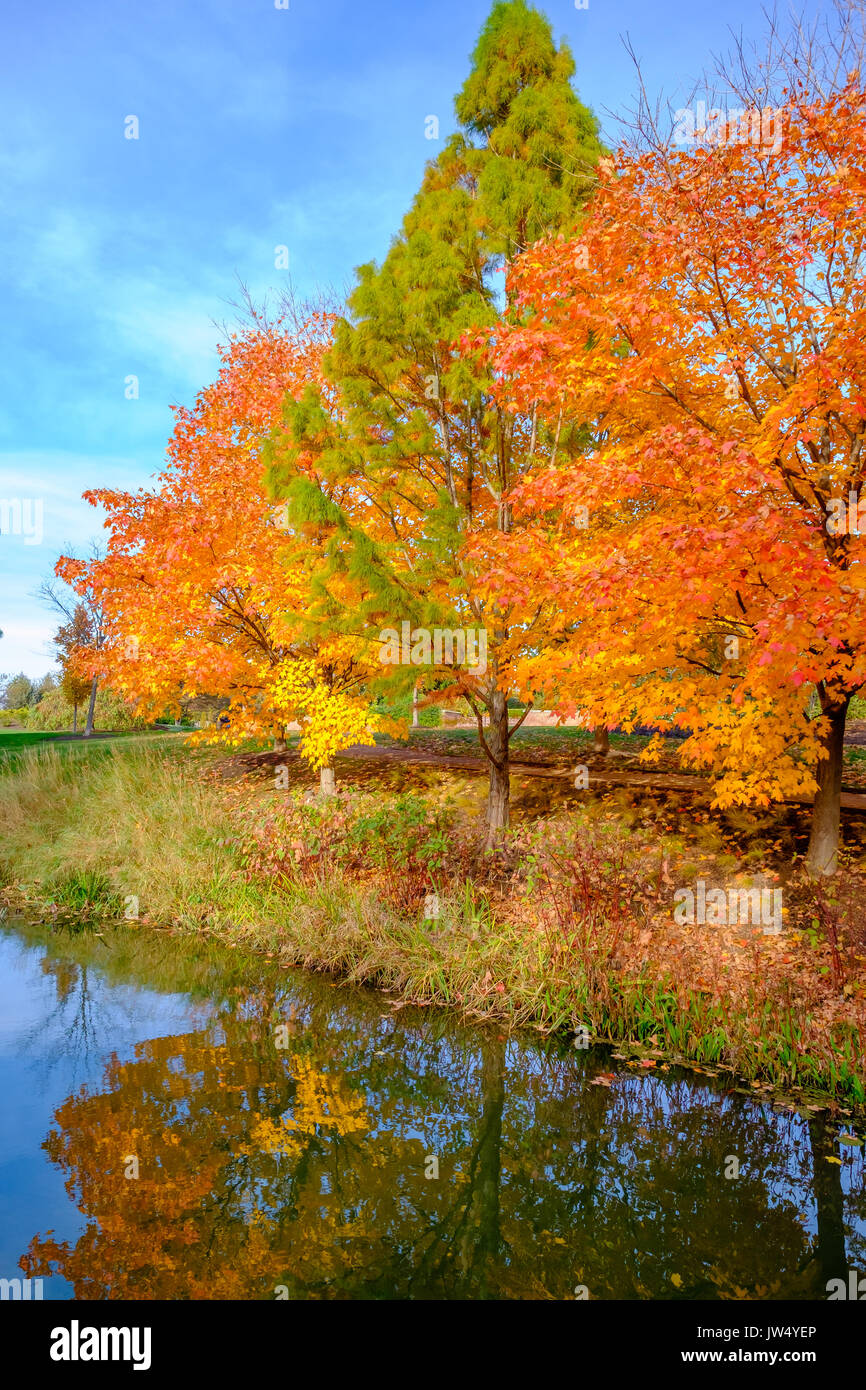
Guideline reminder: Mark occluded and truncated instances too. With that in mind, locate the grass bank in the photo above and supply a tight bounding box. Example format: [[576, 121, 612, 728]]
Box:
[[1, 740, 864, 1110]]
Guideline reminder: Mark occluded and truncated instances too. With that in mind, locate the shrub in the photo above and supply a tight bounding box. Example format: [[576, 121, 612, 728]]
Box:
[[28, 685, 147, 732], [240, 790, 460, 913], [0, 707, 30, 726], [373, 691, 441, 727], [46, 866, 125, 921]]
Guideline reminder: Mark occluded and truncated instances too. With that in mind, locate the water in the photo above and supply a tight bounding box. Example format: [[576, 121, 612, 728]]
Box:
[[0, 921, 864, 1300]]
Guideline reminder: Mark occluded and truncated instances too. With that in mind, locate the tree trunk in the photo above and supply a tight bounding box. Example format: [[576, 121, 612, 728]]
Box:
[[273, 737, 287, 753], [412, 683, 419, 728], [72, 703, 78, 736], [83, 676, 98, 738], [461, 1038, 505, 1297], [805, 689, 850, 877], [807, 1116, 847, 1291], [485, 689, 510, 845], [592, 725, 609, 757], [320, 765, 336, 797]]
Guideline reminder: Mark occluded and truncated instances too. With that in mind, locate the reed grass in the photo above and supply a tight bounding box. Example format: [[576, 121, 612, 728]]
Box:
[[1, 740, 863, 1106]]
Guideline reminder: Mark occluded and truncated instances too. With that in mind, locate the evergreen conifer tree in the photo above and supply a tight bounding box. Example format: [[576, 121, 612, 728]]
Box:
[[267, 1, 606, 839]]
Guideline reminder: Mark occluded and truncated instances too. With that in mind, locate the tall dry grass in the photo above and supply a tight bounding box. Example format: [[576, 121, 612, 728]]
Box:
[[1, 741, 864, 1104], [0, 743, 254, 926]]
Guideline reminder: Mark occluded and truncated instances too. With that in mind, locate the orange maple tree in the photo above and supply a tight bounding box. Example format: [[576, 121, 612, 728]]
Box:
[[487, 82, 866, 873], [58, 314, 388, 787]]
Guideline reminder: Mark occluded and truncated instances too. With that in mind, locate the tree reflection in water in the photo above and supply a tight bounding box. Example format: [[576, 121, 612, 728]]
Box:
[[18, 952, 866, 1300]]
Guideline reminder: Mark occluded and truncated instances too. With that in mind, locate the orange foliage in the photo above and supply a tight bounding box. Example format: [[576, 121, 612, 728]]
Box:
[[486, 85, 866, 851], [57, 315, 383, 762]]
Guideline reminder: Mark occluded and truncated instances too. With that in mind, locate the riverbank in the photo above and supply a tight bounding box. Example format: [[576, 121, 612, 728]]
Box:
[[1, 739, 864, 1110], [6, 916, 857, 1302]]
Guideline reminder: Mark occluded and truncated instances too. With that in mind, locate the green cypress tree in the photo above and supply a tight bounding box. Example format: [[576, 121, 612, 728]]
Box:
[[266, 0, 606, 841]]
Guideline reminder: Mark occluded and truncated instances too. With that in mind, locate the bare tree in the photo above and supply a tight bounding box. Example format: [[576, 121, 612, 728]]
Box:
[[612, 0, 866, 156], [38, 542, 107, 738]]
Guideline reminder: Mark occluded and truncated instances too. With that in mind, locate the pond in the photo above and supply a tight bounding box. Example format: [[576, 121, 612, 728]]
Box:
[[0, 920, 863, 1300]]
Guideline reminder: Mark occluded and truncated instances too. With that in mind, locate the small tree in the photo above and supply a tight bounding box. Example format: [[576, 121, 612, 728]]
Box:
[[54, 605, 95, 734], [60, 669, 92, 735], [41, 547, 107, 739], [1, 672, 40, 709]]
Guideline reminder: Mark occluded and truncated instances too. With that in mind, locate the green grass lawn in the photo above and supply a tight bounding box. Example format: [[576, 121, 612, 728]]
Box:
[[0, 728, 152, 751], [0, 728, 183, 774], [0, 730, 70, 753], [371, 724, 649, 761]]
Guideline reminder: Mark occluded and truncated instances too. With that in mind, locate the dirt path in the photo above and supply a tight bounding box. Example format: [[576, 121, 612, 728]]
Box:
[[240, 742, 866, 812]]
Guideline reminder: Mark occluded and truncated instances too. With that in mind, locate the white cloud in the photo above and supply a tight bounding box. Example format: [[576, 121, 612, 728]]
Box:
[[0, 615, 57, 677], [106, 283, 222, 385], [2, 201, 223, 389]]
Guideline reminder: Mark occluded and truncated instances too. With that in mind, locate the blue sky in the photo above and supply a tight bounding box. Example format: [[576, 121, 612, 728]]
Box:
[[0, 0, 823, 676]]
